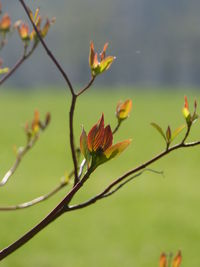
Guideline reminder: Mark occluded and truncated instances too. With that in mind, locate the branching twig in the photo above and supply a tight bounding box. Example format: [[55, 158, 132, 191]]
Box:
[[68, 140, 200, 211], [0, 170, 75, 211], [0, 134, 38, 187], [0, 167, 93, 260], [77, 76, 95, 96], [0, 133, 199, 260], [0, 0, 198, 263], [19, 0, 75, 96], [0, 181, 66, 211], [0, 43, 37, 86]]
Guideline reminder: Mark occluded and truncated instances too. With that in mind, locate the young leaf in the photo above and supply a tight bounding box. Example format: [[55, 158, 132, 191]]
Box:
[[99, 56, 115, 73], [171, 124, 186, 142], [0, 67, 9, 74], [116, 99, 132, 121], [172, 251, 182, 267], [104, 139, 131, 160], [151, 122, 166, 141], [166, 126, 171, 143], [159, 253, 167, 267], [80, 127, 91, 167]]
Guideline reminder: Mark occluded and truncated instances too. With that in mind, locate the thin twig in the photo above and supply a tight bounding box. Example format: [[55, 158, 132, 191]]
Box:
[[0, 167, 93, 261], [68, 140, 200, 211], [0, 182, 66, 211], [69, 169, 163, 211], [69, 94, 78, 185], [19, 0, 75, 96], [0, 134, 38, 187], [112, 121, 121, 135], [0, 43, 37, 86], [102, 169, 163, 198], [77, 76, 95, 96], [0, 156, 86, 211], [181, 125, 191, 144], [0, 140, 200, 260], [0, 170, 75, 211]]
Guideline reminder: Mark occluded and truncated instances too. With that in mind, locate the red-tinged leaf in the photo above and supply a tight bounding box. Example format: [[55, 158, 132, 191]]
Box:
[[151, 122, 166, 141], [102, 125, 113, 151], [87, 114, 104, 152], [34, 110, 40, 123], [99, 56, 115, 73], [104, 139, 131, 160], [92, 114, 105, 151], [0, 13, 11, 31], [172, 251, 182, 267], [182, 96, 191, 125], [159, 253, 167, 267], [194, 99, 197, 112], [32, 110, 40, 132], [18, 23, 30, 41], [184, 95, 189, 110], [93, 53, 99, 68], [100, 42, 109, 61], [45, 112, 51, 127], [89, 41, 95, 68], [171, 124, 185, 142], [80, 127, 91, 167], [116, 99, 132, 120], [87, 124, 98, 152]]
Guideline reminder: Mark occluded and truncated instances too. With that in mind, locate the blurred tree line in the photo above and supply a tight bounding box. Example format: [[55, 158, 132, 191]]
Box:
[[2, 0, 200, 88]]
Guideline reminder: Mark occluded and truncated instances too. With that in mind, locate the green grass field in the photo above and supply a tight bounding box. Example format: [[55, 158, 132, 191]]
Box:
[[0, 88, 200, 267]]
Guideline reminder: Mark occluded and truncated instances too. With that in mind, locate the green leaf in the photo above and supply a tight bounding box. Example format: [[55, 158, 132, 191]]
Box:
[[80, 127, 91, 168], [182, 107, 191, 126], [192, 113, 199, 124], [171, 124, 186, 142], [99, 56, 115, 73], [104, 139, 131, 160], [0, 67, 9, 75], [151, 122, 166, 141]]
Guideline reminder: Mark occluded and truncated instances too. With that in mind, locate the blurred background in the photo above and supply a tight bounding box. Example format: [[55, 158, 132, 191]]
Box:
[[1, 1, 200, 267], [2, 0, 200, 88]]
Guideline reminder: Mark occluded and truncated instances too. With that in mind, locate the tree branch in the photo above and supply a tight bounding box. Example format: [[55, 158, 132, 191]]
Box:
[[0, 167, 93, 260], [0, 170, 75, 211], [0, 139, 199, 260], [0, 43, 37, 86], [0, 134, 39, 187], [77, 76, 95, 96], [68, 140, 200, 211], [18, 0, 75, 96], [69, 94, 78, 185]]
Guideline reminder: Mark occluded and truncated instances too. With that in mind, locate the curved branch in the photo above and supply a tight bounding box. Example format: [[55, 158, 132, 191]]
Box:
[[0, 134, 38, 187], [77, 76, 95, 96], [0, 140, 200, 260], [0, 168, 93, 260], [0, 182, 66, 211], [69, 94, 78, 185], [68, 140, 200, 211], [19, 0, 75, 96]]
